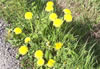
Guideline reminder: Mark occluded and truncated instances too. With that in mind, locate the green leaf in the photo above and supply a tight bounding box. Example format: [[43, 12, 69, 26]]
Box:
[[45, 50, 49, 60]]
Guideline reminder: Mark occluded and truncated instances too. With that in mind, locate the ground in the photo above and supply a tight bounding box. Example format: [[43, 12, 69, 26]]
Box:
[[0, 19, 19, 69]]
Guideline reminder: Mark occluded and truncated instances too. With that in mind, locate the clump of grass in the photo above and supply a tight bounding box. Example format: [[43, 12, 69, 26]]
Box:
[[57, 0, 100, 23], [0, 0, 99, 69]]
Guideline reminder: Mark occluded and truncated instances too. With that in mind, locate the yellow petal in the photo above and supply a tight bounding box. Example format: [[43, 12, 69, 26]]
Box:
[[24, 37, 31, 43], [46, 1, 54, 7], [25, 12, 33, 20], [37, 58, 45, 66], [34, 50, 43, 59], [14, 27, 22, 34], [53, 19, 63, 27], [64, 14, 72, 22], [63, 9, 71, 14], [45, 6, 53, 12], [49, 13, 58, 21], [19, 46, 28, 55]]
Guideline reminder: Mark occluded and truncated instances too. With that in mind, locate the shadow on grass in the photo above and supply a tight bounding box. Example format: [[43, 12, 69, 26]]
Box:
[[71, 20, 100, 68], [60, 16, 100, 68]]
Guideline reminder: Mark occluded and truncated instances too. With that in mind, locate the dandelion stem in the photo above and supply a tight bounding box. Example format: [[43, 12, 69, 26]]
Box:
[[29, 20, 34, 34]]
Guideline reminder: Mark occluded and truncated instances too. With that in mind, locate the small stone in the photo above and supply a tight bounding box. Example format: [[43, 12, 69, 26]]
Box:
[[0, 24, 2, 27]]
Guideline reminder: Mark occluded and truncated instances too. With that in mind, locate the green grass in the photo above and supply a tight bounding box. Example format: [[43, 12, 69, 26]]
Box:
[[0, 0, 100, 69]]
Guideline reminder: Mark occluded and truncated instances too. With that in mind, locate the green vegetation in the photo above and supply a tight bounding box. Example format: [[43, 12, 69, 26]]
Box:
[[0, 0, 100, 69]]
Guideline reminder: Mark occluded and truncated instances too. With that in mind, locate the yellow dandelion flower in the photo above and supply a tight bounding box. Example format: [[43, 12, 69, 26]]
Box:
[[24, 37, 31, 43], [14, 27, 22, 35], [64, 14, 72, 22], [54, 42, 63, 50], [25, 12, 33, 20], [37, 58, 45, 66], [47, 59, 55, 68], [53, 18, 63, 27], [45, 6, 53, 12], [49, 13, 58, 21], [63, 9, 71, 14], [19, 46, 28, 55], [34, 50, 43, 59], [46, 1, 54, 7]]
